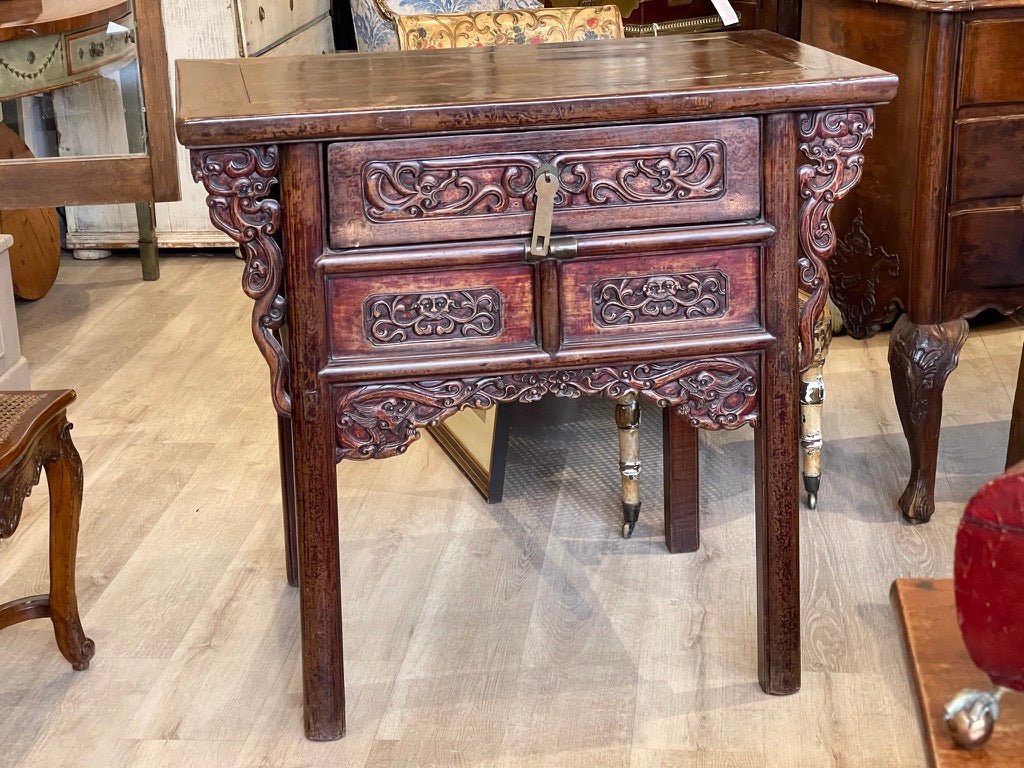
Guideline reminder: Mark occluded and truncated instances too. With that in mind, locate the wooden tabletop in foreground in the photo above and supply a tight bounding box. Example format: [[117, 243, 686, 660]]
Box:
[[175, 30, 898, 147]]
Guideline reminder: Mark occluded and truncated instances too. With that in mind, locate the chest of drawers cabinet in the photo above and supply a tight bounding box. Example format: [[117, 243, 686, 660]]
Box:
[[177, 33, 895, 739], [802, 0, 1024, 523]]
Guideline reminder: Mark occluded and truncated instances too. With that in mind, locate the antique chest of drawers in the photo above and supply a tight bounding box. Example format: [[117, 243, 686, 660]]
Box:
[[803, 0, 1024, 523], [176, 32, 895, 739]]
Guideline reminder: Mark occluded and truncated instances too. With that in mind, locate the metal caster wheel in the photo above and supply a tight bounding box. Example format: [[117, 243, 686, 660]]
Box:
[[622, 521, 635, 539], [807, 491, 817, 510], [944, 687, 1007, 750]]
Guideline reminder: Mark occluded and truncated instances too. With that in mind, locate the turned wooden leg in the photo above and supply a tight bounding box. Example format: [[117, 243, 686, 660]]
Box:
[[799, 301, 833, 510], [616, 394, 641, 539], [1008, 343, 1024, 469], [663, 407, 699, 553], [42, 417, 95, 671], [888, 315, 969, 523], [278, 413, 299, 588]]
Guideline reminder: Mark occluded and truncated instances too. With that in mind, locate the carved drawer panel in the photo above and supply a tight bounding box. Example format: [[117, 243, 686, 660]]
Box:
[[952, 114, 1024, 203], [945, 205, 1024, 294], [327, 119, 761, 250], [327, 265, 537, 360], [560, 246, 761, 345], [959, 18, 1024, 107]]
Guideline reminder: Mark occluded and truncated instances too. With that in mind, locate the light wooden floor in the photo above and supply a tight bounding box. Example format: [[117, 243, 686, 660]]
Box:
[[1, 255, 1021, 768]]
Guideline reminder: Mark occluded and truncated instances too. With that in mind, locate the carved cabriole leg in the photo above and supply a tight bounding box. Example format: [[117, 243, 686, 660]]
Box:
[[616, 393, 641, 539], [42, 417, 94, 670], [663, 408, 699, 553], [799, 299, 833, 510], [888, 315, 970, 523]]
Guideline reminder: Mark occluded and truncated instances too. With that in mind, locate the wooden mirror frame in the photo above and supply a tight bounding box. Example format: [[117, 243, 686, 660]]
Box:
[[0, 0, 178, 210]]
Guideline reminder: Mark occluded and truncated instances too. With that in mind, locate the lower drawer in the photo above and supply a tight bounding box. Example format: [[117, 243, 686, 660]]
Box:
[[560, 246, 761, 345], [327, 264, 537, 360], [946, 205, 1024, 292]]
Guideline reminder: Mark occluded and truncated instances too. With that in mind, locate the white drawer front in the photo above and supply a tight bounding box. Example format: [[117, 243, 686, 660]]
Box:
[[237, 0, 331, 55]]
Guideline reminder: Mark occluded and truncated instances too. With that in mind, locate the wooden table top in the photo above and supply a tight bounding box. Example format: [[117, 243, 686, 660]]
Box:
[[0, 0, 132, 42], [175, 30, 898, 147]]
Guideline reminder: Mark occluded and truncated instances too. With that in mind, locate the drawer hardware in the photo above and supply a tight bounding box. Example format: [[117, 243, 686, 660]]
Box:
[[529, 163, 558, 258]]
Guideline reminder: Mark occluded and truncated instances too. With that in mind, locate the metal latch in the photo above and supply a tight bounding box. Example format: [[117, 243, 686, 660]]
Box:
[[529, 163, 558, 259]]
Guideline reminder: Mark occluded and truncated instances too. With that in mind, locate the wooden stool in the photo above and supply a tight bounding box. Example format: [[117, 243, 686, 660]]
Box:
[[0, 390, 93, 670]]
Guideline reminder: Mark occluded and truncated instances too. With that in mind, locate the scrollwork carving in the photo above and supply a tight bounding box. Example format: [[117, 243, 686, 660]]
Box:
[[192, 146, 290, 415], [593, 271, 727, 326], [797, 109, 874, 370], [831, 210, 901, 338], [335, 357, 759, 460], [362, 142, 725, 222], [365, 289, 502, 344], [0, 451, 42, 539]]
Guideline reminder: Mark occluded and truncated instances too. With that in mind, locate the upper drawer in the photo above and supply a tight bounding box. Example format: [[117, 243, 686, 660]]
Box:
[[953, 114, 1024, 202], [327, 120, 761, 250], [959, 18, 1024, 107], [237, 0, 330, 56]]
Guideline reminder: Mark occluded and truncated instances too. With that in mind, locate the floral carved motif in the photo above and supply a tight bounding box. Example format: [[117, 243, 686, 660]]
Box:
[[335, 357, 759, 460], [797, 109, 874, 370], [593, 271, 727, 327], [0, 450, 43, 539], [365, 289, 502, 344], [192, 146, 290, 415], [362, 142, 725, 222], [830, 210, 901, 338]]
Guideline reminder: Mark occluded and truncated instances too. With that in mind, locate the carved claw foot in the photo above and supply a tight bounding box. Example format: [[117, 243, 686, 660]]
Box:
[[888, 315, 969, 523]]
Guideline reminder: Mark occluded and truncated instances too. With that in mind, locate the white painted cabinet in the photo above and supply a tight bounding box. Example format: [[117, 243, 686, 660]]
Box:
[[0, 235, 30, 389], [59, 0, 333, 252]]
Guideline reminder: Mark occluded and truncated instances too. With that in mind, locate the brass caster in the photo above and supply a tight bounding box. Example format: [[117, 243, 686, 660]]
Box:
[[944, 688, 1007, 750], [622, 521, 635, 539]]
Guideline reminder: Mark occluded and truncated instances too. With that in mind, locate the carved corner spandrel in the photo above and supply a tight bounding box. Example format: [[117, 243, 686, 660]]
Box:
[[192, 146, 291, 416], [797, 109, 875, 369], [334, 357, 760, 461]]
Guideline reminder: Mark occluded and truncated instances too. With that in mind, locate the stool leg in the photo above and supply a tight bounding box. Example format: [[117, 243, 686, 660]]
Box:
[[799, 302, 833, 510], [616, 394, 641, 539], [43, 417, 94, 670]]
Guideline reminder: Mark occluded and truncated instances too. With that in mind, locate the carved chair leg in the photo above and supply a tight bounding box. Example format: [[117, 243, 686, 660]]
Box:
[[888, 315, 969, 524], [1007, 342, 1024, 469], [278, 413, 299, 588], [663, 407, 699, 553], [616, 393, 641, 539], [42, 417, 94, 670], [799, 301, 833, 510]]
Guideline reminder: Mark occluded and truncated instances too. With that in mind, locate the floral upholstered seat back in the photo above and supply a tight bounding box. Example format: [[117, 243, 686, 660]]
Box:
[[352, 0, 543, 51], [395, 6, 624, 50]]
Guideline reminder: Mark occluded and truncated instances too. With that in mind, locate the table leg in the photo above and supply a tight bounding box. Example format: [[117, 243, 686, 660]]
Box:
[[291, 401, 345, 740], [888, 315, 969, 523], [754, 349, 801, 695], [277, 413, 299, 588], [119, 64, 158, 281], [663, 407, 699, 553], [43, 417, 94, 671]]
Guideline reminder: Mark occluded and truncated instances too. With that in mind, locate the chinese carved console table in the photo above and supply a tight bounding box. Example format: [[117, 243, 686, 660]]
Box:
[[176, 32, 896, 740], [802, 0, 1024, 522]]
